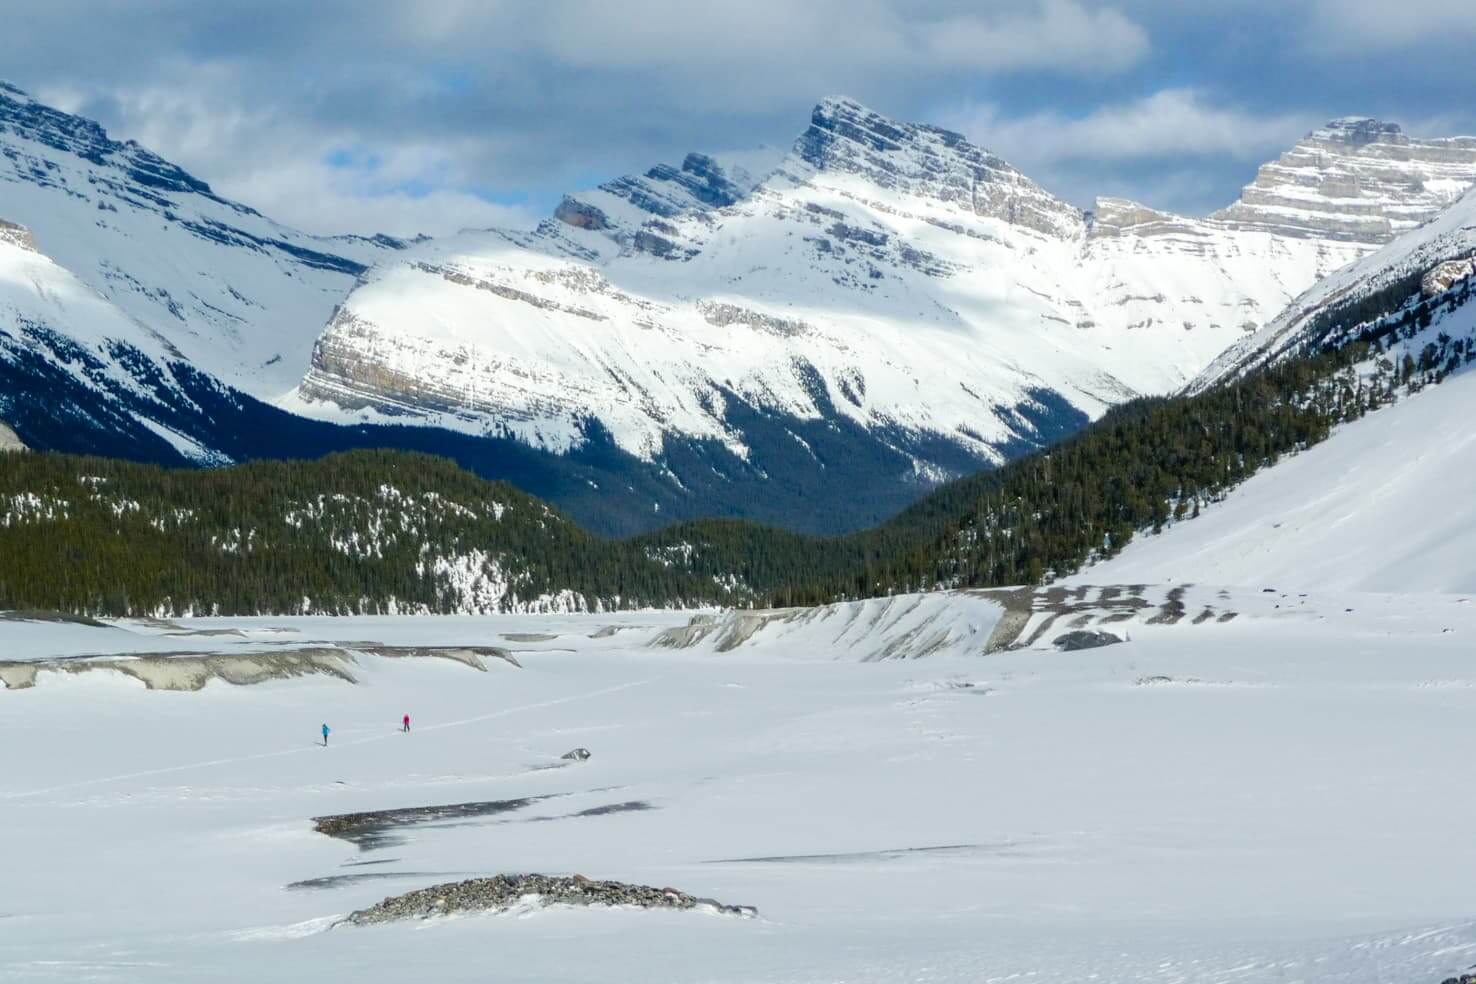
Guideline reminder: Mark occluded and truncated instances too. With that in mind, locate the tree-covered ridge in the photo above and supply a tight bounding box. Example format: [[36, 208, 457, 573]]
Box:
[[2, 269, 1472, 617], [0, 451, 738, 615]]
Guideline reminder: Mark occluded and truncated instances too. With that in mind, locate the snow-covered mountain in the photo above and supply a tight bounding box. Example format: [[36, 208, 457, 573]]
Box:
[[5, 85, 1476, 533], [0, 81, 414, 400], [293, 98, 1475, 491], [1211, 117, 1476, 242]]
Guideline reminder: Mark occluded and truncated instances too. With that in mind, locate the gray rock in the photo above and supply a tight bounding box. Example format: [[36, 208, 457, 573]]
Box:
[[1052, 630, 1123, 651], [345, 874, 757, 925], [560, 747, 592, 761]]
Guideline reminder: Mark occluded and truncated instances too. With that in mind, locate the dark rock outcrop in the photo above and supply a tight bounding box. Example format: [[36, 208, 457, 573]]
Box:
[[1052, 629, 1123, 651], [346, 874, 757, 924]]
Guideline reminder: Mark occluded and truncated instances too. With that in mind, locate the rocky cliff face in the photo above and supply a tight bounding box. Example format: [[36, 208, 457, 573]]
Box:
[[0, 418, 23, 451], [793, 97, 1084, 238], [1211, 118, 1476, 243], [0, 218, 37, 252]]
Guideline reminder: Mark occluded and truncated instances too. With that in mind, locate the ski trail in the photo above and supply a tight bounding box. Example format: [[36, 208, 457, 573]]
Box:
[[2, 677, 657, 800]]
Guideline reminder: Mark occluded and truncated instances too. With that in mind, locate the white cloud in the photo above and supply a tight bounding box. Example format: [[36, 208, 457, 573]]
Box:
[[412, 0, 1148, 78], [38, 70, 537, 236], [933, 88, 1329, 214], [9, 1, 1154, 235], [1303, 0, 1476, 49], [943, 88, 1318, 166], [918, 1, 1148, 74], [223, 161, 538, 239]]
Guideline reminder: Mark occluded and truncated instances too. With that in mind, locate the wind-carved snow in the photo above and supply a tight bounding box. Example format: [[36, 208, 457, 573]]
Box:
[[296, 97, 1466, 480], [652, 591, 1004, 661]]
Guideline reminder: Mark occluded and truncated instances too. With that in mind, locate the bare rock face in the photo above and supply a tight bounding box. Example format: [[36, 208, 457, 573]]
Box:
[[1052, 629, 1123, 651], [796, 96, 1084, 239], [1211, 118, 1476, 243], [1422, 256, 1476, 297], [553, 197, 610, 231], [1087, 198, 1209, 240], [0, 218, 37, 252]]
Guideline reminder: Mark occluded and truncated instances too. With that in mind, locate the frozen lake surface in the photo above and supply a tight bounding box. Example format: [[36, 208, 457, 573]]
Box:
[[2, 589, 1475, 982]]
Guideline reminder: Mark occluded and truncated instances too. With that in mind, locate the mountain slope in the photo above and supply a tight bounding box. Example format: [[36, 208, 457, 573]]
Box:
[[1072, 359, 1476, 592], [1083, 203, 1476, 592]]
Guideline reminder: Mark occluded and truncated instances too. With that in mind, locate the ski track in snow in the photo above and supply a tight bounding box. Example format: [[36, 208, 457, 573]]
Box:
[[3, 677, 657, 800]]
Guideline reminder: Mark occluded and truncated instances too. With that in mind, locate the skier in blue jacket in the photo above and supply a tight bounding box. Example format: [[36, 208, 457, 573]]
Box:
[[321, 723, 330, 746]]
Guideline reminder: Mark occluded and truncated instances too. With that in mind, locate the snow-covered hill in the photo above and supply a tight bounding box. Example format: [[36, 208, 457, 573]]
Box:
[[295, 98, 1476, 493], [1077, 359, 1476, 592]]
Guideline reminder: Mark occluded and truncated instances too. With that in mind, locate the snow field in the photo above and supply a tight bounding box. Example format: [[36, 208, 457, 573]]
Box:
[[2, 594, 1476, 982]]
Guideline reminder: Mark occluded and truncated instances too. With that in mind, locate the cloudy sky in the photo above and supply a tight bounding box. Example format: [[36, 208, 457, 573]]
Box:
[[8, 0, 1476, 236]]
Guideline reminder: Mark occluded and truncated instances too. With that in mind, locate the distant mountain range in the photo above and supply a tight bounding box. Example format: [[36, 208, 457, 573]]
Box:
[[3, 82, 1475, 534]]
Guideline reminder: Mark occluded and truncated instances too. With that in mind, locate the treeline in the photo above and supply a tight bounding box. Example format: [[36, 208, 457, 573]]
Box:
[[0, 451, 735, 615], [0, 275, 1470, 616]]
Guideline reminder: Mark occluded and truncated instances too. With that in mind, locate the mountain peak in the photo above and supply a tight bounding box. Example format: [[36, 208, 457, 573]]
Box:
[[794, 96, 1081, 238], [1211, 115, 1476, 243], [1312, 117, 1405, 146]]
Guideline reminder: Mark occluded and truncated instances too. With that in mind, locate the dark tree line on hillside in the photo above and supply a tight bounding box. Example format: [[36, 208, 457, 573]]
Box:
[[0, 452, 734, 615], [0, 276, 1471, 616], [637, 338, 1414, 605]]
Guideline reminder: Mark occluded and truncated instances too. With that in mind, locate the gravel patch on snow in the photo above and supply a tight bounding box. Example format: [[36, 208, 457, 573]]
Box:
[[345, 874, 757, 924]]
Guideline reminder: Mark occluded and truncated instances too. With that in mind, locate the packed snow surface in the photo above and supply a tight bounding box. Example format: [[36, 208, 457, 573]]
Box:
[[4, 590, 1476, 982]]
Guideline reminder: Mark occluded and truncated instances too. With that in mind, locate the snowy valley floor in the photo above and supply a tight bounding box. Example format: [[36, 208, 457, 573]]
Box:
[[2, 589, 1475, 982]]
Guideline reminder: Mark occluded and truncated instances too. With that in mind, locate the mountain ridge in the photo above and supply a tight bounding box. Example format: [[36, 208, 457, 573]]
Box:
[[297, 96, 1446, 488], [4, 87, 1476, 535]]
